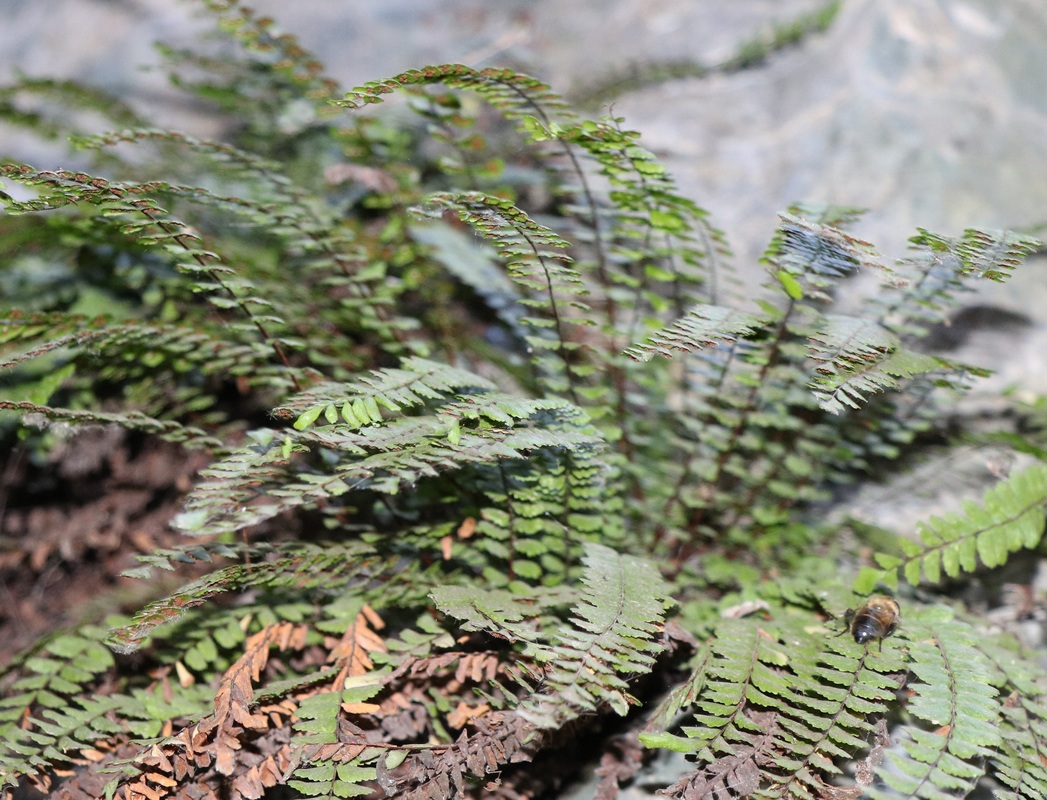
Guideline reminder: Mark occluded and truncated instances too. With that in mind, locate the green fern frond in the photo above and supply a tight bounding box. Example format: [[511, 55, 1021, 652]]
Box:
[[640, 617, 795, 760], [0, 627, 116, 782], [860, 463, 1047, 591], [287, 758, 377, 799], [107, 541, 384, 653], [660, 210, 878, 530], [197, 0, 342, 102], [417, 191, 588, 400], [648, 604, 1000, 800], [0, 321, 112, 375], [867, 611, 1000, 800], [338, 63, 717, 357], [554, 117, 732, 318], [432, 543, 670, 729], [520, 544, 672, 727], [176, 391, 603, 534], [274, 356, 497, 421], [634, 212, 1036, 555], [338, 64, 572, 125], [806, 314, 946, 413], [909, 227, 1040, 283], [2, 319, 274, 381], [177, 358, 605, 537], [625, 303, 764, 361], [981, 636, 1047, 800], [70, 128, 411, 357], [1, 317, 293, 424], [72, 127, 287, 181], [643, 608, 907, 798], [13, 695, 126, 767], [0, 164, 303, 384], [439, 443, 624, 586], [0, 400, 223, 448], [764, 210, 875, 298], [770, 633, 905, 799], [428, 585, 544, 643], [875, 228, 1040, 343]]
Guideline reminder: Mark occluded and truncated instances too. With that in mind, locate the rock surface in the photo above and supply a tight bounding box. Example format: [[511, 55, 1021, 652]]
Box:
[[4, 0, 1044, 261]]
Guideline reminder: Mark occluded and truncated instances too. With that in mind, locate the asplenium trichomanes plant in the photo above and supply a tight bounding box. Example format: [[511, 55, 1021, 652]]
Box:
[[1, 2, 1046, 798]]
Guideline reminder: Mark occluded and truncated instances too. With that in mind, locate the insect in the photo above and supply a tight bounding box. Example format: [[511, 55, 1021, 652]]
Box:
[[840, 595, 900, 649]]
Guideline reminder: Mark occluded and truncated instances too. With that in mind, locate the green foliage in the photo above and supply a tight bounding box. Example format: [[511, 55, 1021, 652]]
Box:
[[433, 543, 672, 728], [858, 463, 1047, 592], [643, 612, 906, 798], [573, 0, 843, 106], [871, 612, 1000, 800], [643, 603, 1014, 800], [2, 2, 1046, 798]]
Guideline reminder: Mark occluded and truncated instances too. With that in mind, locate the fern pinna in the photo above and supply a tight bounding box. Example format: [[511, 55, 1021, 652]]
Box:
[[2, 1, 1046, 797]]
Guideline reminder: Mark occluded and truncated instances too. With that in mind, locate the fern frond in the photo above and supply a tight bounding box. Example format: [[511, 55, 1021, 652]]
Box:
[[770, 625, 906, 798], [434, 442, 624, 586], [637, 213, 1037, 555], [806, 314, 946, 413], [554, 117, 733, 319], [71, 127, 412, 358], [0, 627, 116, 782], [981, 636, 1047, 800], [1, 317, 294, 427], [642, 208, 881, 546], [197, 0, 342, 102], [625, 303, 764, 361], [875, 227, 1040, 342], [861, 463, 1047, 591], [428, 585, 544, 644], [118, 541, 248, 582], [2, 319, 277, 381], [765, 210, 876, 298], [640, 617, 792, 759], [432, 543, 670, 729], [867, 612, 1000, 800], [417, 191, 589, 401], [909, 227, 1040, 283], [0, 164, 303, 386], [643, 608, 908, 798], [339, 64, 572, 124], [273, 356, 497, 420], [189, 409, 599, 534], [286, 758, 377, 799], [0, 400, 223, 448], [72, 127, 287, 180], [520, 544, 672, 727], [176, 357, 605, 537], [107, 541, 384, 653]]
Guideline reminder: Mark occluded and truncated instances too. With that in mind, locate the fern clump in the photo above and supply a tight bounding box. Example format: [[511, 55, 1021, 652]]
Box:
[[2, 2, 1046, 798]]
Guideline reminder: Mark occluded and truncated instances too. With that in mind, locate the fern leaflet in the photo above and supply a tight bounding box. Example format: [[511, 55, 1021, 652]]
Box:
[[860, 463, 1047, 591]]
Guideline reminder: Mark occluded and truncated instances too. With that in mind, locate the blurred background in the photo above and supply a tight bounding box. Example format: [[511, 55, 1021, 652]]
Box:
[[3, 0, 1046, 400]]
